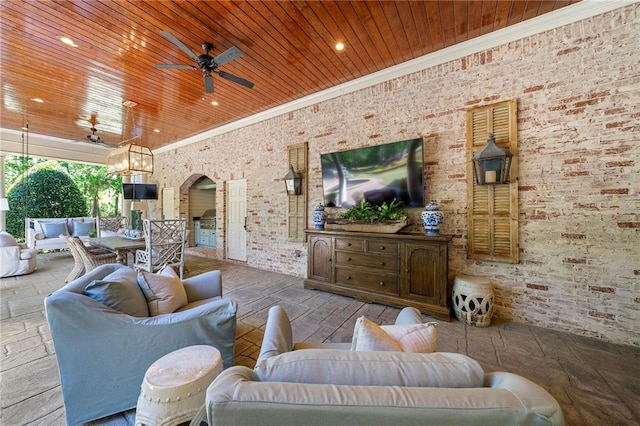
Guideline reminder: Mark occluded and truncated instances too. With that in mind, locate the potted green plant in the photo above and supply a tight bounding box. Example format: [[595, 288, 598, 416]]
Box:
[[336, 199, 408, 233]]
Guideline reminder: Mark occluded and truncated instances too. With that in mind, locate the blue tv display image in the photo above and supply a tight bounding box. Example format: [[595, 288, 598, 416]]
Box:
[[320, 138, 424, 208]]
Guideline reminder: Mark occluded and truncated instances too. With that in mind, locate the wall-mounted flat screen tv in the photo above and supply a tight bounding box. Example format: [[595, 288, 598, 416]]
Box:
[[320, 138, 424, 208], [122, 183, 158, 200]]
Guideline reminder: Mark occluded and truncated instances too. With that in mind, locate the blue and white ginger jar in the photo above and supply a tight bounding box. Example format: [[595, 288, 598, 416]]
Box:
[[421, 200, 444, 236], [312, 203, 327, 230]]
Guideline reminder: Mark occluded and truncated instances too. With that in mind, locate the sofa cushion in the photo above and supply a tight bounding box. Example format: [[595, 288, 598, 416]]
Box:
[[42, 222, 69, 238], [351, 316, 438, 353], [137, 266, 188, 316], [351, 317, 402, 352], [72, 221, 95, 237], [84, 268, 149, 317], [254, 349, 484, 388], [0, 231, 18, 247]]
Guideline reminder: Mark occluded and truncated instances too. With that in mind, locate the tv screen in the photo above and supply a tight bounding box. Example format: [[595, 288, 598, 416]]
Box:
[[122, 183, 158, 200], [321, 138, 424, 208]]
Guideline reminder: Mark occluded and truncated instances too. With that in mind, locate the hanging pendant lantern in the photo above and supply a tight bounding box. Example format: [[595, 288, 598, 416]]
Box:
[[107, 101, 154, 176]]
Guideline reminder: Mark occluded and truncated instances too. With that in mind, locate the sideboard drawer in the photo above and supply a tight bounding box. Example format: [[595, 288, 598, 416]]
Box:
[[335, 238, 365, 252], [335, 267, 399, 295], [335, 251, 398, 271], [366, 240, 400, 255]]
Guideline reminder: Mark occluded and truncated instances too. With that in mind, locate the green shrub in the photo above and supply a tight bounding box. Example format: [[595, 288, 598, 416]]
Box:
[[6, 162, 87, 238]]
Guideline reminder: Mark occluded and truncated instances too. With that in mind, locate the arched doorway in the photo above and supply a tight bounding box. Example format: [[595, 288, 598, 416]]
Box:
[[179, 174, 219, 258]]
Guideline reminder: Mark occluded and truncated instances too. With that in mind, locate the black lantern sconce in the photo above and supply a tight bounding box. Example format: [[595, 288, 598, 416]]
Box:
[[284, 165, 302, 195], [472, 134, 513, 185]]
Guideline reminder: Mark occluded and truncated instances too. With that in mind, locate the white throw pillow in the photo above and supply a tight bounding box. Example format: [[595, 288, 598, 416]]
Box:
[[351, 316, 438, 353], [137, 266, 188, 316]]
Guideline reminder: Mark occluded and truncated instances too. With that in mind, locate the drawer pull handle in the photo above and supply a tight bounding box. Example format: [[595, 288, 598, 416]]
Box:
[[379, 261, 384, 265], [379, 282, 385, 286], [347, 243, 351, 246], [348, 257, 351, 261], [347, 276, 352, 280], [380, 246, 385, 250]]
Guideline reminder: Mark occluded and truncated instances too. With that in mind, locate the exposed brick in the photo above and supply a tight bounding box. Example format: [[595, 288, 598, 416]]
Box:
[[608, 161, 635, 168], [573, 203, 598, 210], [606, 121, 627, 128], [524, 85, 544, 93], [561, 233, 586, 240], [564, 258, 587, 264], [601, 188, 628, 195], [589, 286, 615, 294], [617, 222, 640, 229], [557, 46, 580, 55], [518, 185, 537, 191], [563, 158, 584, 164], [589, 311, 615, 320], [364, 113, 374, 120], [564, 170, 589, 177], [527, 283, 549, 291]]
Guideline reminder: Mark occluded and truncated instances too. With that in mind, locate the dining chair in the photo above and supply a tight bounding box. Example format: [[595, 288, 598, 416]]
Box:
[[97, 216, 128, 237], [64, 235, 118, 275], [60, 234, 116, 282], [134, 219, 187, 279]]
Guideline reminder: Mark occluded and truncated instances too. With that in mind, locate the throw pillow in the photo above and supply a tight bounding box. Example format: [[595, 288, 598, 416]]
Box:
[[0, 231, 18, 247], [84, 268, 149, 317], [137, 266, 188, 316], [351, 317, 402, 352], [351, 316, 438, 353], [381, 322, 438, 353], [42, 222, 69, 238], [72, 221, 94, 237]]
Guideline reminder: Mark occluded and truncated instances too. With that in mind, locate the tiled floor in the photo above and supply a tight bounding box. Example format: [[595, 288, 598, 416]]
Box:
[[1, 251, 639, 425]]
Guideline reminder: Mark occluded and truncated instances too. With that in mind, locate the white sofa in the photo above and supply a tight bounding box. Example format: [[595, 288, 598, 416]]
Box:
[[25, 217, 95, 251], [0, 231, 37, 277], [207, 306, 564, 426]]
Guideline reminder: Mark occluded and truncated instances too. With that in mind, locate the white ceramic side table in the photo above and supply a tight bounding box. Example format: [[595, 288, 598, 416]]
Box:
[[135, 345, 223, 426], [452, 275, 494, 327]]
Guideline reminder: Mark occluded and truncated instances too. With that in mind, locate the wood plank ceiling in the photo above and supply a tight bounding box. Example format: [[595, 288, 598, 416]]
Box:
[[0, 0, 579, 152]]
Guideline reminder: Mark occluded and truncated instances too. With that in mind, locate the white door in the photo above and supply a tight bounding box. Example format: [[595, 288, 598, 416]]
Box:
[[162, 187, 175, 219], [226, 179, 247, 261]]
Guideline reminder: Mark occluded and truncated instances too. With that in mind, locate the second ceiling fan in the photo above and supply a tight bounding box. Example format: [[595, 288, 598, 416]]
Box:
[[156, 31, 254, 94]]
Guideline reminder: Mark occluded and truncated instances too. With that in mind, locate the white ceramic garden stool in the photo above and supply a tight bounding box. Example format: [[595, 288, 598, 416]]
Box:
[[452, 275, 494, 327], [135, 345, 223, 426]]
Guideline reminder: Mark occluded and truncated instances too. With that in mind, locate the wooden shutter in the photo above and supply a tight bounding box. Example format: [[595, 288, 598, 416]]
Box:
[[466, 99, 519, 263], [287, 142, 307, 242]]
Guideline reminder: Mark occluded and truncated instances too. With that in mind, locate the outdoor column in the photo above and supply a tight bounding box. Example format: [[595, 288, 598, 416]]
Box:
[[122, 175, 132, 228], [0, 154, 6, 231]]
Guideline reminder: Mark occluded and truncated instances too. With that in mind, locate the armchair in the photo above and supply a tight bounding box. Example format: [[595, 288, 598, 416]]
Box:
[[45, 263, 237, 425], [0, 231, 37, 278], [135, 219, 187, 278]]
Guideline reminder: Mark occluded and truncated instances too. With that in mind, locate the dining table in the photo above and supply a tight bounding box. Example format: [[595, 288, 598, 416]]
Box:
[[89, 236, 146, 265]]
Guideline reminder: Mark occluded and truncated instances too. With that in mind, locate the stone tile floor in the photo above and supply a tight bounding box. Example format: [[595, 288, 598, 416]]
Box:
[[1, 251, 639, 425]]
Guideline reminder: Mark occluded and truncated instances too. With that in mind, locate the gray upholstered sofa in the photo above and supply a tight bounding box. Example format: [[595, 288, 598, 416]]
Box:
[[45, 264, 237, 425], [207, 305, 564, 426], [25, 217, 95, 250]]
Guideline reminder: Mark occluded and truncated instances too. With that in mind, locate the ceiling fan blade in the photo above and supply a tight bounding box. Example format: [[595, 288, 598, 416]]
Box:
[[213, 46, 243, 67], [217, 71, 255, 89], [204, 73, 214, 93], [156, 64, 197, 70], [160, 30, 199, 61]]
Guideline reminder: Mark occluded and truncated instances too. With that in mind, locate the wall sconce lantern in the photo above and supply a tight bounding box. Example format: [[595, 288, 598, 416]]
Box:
[[284, 165, 302, 195], [472, 134, 512, 185]]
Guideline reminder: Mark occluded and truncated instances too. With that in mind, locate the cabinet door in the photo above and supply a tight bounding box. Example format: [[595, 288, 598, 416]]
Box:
[[308, 235, 333, 282], [404, 243, 448, 307]]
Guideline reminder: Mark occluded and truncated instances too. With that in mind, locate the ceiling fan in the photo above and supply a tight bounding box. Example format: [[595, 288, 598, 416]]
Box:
[[78, 112, 116, 148], [156, 30, 254, 94]]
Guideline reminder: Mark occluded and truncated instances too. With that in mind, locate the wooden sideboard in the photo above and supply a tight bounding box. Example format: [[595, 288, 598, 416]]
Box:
[[304, 230, 451, 321]]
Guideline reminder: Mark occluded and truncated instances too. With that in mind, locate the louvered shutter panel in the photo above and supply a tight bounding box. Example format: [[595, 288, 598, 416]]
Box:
[[287, 143, 308, 242], [467, 99, 518, 263]]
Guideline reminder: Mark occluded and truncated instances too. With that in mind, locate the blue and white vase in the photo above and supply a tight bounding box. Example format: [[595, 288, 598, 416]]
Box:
[[421, 200, 444, 236], [312, 203, 327, 230]]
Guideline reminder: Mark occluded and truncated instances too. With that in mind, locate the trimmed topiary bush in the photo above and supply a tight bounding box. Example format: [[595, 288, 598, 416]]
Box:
[[6, 162, 88, 238]]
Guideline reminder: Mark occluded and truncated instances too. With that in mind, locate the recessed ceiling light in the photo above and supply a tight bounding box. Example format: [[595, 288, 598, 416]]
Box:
[[211, 101, 218, 106], [335, 42, 345, 51], [60, 36, 78, 47], [154, 129, 160, 133], [31, 98, 44, 103]]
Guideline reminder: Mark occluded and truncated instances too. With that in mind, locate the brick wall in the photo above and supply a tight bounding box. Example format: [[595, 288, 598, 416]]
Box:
[[153, 5, 639, 346]]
